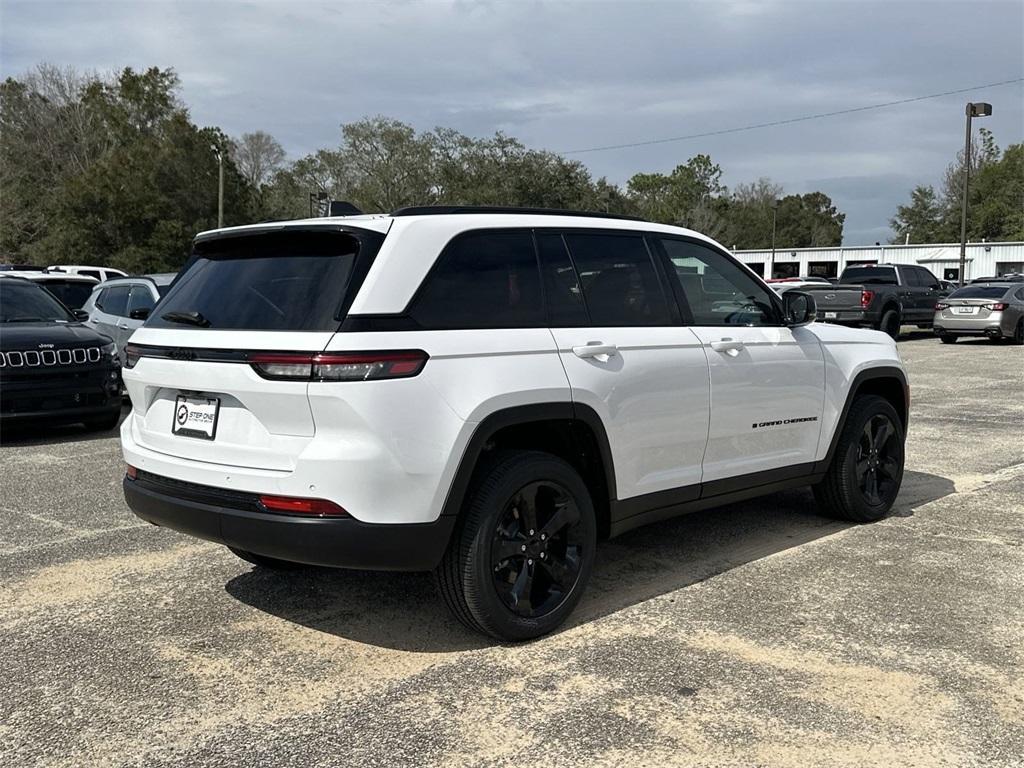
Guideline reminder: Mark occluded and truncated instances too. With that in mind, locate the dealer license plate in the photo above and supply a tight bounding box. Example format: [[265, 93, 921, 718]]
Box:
[[172, 394, 220, 440]]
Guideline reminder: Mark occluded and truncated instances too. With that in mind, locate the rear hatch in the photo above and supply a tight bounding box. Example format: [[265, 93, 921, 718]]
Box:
[[802, 284, 866, 311], [123, 224, 388, 471]]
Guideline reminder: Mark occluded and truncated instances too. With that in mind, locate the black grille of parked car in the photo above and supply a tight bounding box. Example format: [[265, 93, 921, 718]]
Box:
[[0, 346, 102, 367]]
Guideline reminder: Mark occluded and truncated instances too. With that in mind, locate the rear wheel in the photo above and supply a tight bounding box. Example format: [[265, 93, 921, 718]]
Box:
[[813, 395, 905, 523], [228, 547, 304, 570], [878, 308, 901, 339], [436, 450, 597, 641], [939, 334, 957, 344]]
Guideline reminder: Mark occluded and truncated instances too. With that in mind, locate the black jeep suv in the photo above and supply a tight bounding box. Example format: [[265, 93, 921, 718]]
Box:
[[0, 277, 122, 432]]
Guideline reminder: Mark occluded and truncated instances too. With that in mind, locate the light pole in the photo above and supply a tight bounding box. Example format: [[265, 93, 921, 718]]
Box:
[[769, 198, 779, 279], [211, 144, 224, 228], [958, 102, 992, 285]]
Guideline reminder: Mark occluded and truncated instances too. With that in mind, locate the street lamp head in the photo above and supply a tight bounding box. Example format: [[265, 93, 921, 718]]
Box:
[[210, 143, 221, 158], [968, 102, 993, 118]]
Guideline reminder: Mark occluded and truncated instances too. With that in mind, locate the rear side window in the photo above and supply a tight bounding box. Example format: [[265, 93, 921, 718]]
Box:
[[80, 270, 102, 280], [98, 285, 130, 316], [127, 285, 156, 314], [536, 233, 588, 327], [563, 233, 671, 327], [411, 231, 543, 329], [149, 230, 380, 331]]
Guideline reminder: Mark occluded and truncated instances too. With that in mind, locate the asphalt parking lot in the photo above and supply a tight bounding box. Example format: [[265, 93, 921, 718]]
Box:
[[1, 332, 1022, 768]]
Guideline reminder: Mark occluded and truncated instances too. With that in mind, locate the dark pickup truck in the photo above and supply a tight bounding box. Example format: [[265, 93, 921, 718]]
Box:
[[803, 263, 949, 338]]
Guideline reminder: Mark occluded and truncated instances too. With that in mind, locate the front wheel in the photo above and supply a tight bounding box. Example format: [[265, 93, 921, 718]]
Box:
[[813, 395, 905, 523], [436, 451, 597, 641]]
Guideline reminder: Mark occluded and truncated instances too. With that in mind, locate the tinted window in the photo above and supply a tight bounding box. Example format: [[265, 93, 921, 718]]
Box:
[[536, 233, 588, 327], [1016, 288, 1024, 301], [127, 285, 156, 314], [40, 280, 94, 309], [840, 266, 897, 284], [0, 280, 73, 323], [563, 233, 671, 327], [412, 231, 543, 329], [80, 270, 102, 280], [98, 285, 130, 316], [949, 285, 1012, 299], [917, 268, 939, 289], [904, 268, 924, 287], [659, 239, 778, 326], [150, 230, 378, 331]]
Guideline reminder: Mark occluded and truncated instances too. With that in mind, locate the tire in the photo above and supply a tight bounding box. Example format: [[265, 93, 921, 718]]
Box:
[[84, 410, 121, 432], [939, 334, 957, 344], [813, 395, 905, 523], [435, 450, 597, 641], [228, 546, 304, 570], [1012, 318, 1024, 346], [878, 308, 901, 340]]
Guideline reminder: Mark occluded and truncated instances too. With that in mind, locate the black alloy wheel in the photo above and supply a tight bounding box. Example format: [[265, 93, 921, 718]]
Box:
[[490, 481, 584, 619], [855, 414, 900, 506]]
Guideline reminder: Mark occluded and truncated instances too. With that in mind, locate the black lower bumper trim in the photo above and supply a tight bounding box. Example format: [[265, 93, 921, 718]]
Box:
[[124, 476, 455, 571], [0, 403, 122, 422]]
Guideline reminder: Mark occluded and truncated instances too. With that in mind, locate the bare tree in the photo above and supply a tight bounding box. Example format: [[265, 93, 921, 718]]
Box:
[[230, 130, 286, 189]]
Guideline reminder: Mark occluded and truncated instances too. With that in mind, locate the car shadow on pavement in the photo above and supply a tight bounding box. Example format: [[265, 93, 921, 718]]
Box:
[[0, 404, 128, 447], [224, 469, 954, 652]]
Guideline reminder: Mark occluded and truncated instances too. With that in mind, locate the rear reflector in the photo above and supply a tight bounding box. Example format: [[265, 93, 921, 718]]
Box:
[[258, 494, 348, 517], [248, 350, 428, 381], [126, 464, 138, 480]]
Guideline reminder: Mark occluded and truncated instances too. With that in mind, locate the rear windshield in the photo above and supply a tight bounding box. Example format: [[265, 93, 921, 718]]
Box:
[[840, 266, 896, 284], [949, 285, 1010, 299], [41, 280, 95, 309], [148, 230, 382, 331]]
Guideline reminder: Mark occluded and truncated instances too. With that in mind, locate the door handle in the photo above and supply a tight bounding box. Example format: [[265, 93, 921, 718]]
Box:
[[572, 343, 618, 361], [709, 338, 745, 355], [118, 323, 130, 330]]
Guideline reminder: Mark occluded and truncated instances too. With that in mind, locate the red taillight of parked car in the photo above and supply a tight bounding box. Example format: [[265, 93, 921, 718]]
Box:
[[257, 494, 348, 517], [248, 350, 428, 382], [860, 290, 874, 308], [935, 302, 949, 311], [985, 302, 1008, 311]]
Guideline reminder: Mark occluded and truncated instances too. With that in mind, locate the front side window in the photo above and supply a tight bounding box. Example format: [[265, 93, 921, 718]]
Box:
[[562, 233, 671, 327], [658, 238, 779, 326], [98, 285, 130, 316], [411, 231, 543, 329]]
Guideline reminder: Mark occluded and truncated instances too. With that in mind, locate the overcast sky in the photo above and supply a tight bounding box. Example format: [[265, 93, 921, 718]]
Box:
[[2, 0, 1022, 244]]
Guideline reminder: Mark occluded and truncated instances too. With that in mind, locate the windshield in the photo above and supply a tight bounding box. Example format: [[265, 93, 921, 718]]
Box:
[[840, 267, 897, 285], [148, 229, 383, 331], [949, 285, 1011, 299], [39, 280, 95, 309], [0, 280, 75, 322]]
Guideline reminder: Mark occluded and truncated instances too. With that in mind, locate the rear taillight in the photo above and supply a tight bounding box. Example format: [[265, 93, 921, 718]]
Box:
[[258, 494, 347, 516], [935, 302, 949, 311], [985, 302, 1008, 311], [248, 350, 428, 381], [124, 344, 140, 369], [860, 290, 874, 308]]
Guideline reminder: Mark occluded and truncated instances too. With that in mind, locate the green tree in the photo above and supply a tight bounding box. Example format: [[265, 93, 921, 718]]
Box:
[[774, 192, 845, 248], [625, 154, 725, 228], [889, 185, 944, 244]]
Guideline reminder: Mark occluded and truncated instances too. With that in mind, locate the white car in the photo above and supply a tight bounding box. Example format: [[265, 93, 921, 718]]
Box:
[[120, 207, 909, 640], [48, 264, 128, 283], [80, 274, 176, 362], [1, 270, 99, 310]]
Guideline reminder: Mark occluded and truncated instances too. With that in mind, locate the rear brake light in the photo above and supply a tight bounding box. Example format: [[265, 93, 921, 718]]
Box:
[[258, 494, 348, 516], [935, 302, 949, 310], [860, 290, 874, 308], [124, 344, 140, 369], [248, 350, 428, 381], [985, 302, 1008, 311]]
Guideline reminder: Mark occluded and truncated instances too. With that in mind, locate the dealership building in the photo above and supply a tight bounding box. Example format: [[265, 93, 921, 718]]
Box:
[[734, 241, 1024, 282]]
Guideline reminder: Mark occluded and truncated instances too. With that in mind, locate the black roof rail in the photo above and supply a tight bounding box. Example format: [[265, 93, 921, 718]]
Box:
[[389, 205, 647, 222]]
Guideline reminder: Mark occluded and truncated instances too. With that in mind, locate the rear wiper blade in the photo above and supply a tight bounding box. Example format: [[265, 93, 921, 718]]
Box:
[[161, 310, 211, 328]]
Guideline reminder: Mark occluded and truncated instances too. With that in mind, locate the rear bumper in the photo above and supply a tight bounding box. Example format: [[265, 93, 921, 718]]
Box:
[[933, 312, 1010, 336], [816, 309, 872, 325], [123, 473, 456, 571]]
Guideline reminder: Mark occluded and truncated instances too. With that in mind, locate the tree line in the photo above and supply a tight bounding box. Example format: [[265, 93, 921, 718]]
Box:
[[2, 65, 1016, 274]]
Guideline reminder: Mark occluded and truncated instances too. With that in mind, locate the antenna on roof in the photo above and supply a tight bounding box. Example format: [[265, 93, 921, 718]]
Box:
[[328, 201, 363, 217]]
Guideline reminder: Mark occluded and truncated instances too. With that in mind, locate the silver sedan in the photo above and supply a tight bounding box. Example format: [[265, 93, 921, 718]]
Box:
[[934, 282, 1024, 344]]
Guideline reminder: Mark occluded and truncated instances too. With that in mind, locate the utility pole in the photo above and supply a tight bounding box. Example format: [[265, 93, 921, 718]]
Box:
[[769, 198, 779, 279], [958, 102, 992, 285], [211, 144, 224, 228]]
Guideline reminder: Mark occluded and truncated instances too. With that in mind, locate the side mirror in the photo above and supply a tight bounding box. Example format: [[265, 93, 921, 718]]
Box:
[[72, 309, 89, 321], [782, 290, 816, 327], [129, 307, 151, 320]]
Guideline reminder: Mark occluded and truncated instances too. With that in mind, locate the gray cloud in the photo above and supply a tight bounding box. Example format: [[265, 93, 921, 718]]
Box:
[[1, 0, 1021, 244]]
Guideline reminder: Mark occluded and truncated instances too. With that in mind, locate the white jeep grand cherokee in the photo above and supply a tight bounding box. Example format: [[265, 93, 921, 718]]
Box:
[[121, 206, 908, 640]]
